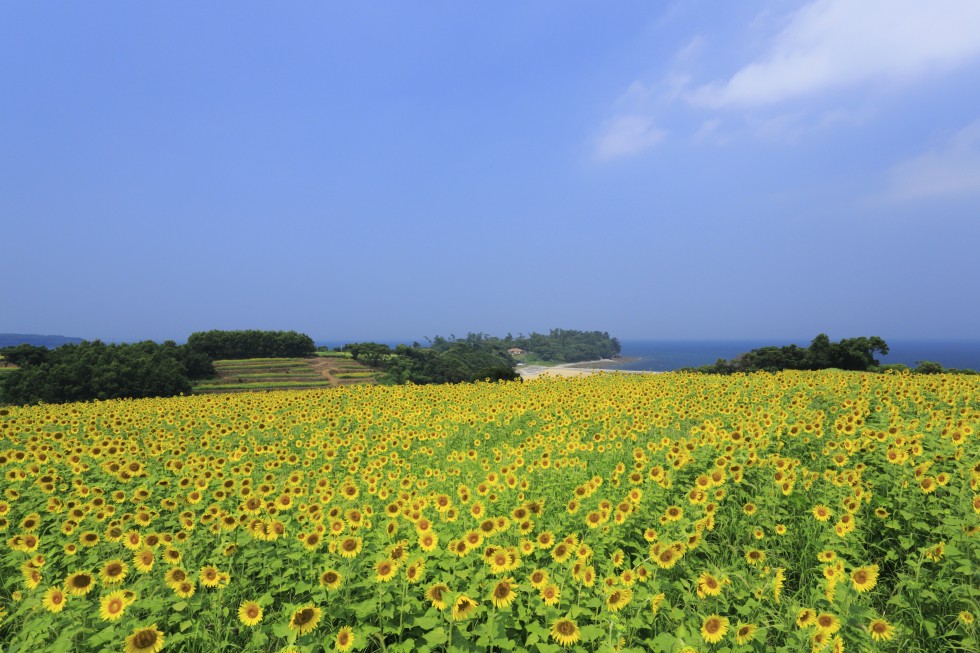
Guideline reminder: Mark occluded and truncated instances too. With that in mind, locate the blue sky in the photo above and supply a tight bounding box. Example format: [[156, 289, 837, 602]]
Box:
[[2, 1, 979, 343]]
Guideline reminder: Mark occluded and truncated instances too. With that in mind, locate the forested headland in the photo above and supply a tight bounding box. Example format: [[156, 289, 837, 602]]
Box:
[[343, 329, 622, 385]]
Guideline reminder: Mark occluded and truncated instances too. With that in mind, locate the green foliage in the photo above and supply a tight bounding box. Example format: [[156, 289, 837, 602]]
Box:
[[0, 340, 214, 405], [347, 342, 520, 385], [691, 334, 891, 374], [429, 330, 621, 363], [186, 330, 315, 360]]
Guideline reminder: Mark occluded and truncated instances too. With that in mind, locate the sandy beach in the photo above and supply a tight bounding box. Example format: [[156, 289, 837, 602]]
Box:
[[517, 359, 659, 380]]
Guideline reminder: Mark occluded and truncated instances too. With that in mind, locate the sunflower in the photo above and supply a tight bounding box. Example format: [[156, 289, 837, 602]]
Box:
[[418, 532, 438, 552], [540, 583, 561, 606], [320, 569, 343, 590], [529, 568, 549, 590], [488, 550, 511, 574], [606, 588, 633, 612], [867, 618, 895, 641], [405, 559, 425, 584], [100, 559, 128, 585], [199, 566, 221, 588], [960, 611, 975, 625], [701, 614, 729, 644], [124, 624, 165, 653], [550, 618, 581, 648], [551, 543, 572, 564], [817, 550, 837, 563], [451, 594, 477, 621], [744, 549, 765, 566], [490, 577, 517, 609], [773, 567, 785, 603], [815, 613, 841, 635], [536, 531, 555, 549], [79, 531, 100, 547], [64, 572, 96, 596], [735, 623, 757, 645], [850, 564, 879, 592], [289, 605, 322, 636], [697, 572, 722, 598], [812, 505, 832, 522], [238, 600, 263, 627], [426, 583, 450, 610], [651, 592, 666, 614], [164, 567, 188, 588], [173, 580, 195, 599], [99, 590, 127, 622], [374, 558, 397, 583], [335, 626, 355, 652], [654, 546, 679, 570], [133, 549, 155, 573], [811, 630, 830, 652], [338, 537, 362, 558], [42, 586, 67, 613]]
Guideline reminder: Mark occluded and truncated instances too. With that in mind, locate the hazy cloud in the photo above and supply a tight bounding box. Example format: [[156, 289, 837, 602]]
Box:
[[692, 0, 980, 107], [594, 115, 666, 161], [883, 120, 980, 201]]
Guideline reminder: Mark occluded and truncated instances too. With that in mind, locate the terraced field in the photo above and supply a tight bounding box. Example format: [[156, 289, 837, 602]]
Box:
[[192, 355, 376, 394]]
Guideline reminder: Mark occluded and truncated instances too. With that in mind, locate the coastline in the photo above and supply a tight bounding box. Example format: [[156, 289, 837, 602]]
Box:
[[517, 357, 657, 380]]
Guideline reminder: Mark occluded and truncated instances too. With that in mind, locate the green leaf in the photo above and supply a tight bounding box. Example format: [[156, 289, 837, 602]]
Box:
[[421, 627, 447, 645], [87, 626, 116, 648], [172, 601, 188, 612], [180, 620, 193, 632], [580, 625, 605, 642], [414, 615, 442, 630]]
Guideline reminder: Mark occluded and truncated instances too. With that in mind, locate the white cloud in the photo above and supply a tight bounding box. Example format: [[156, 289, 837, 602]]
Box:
[[883, 120, 980, 201], [673, 35, 704, 63], [693, 0, 980, 107], [594, 115, 665, 161]]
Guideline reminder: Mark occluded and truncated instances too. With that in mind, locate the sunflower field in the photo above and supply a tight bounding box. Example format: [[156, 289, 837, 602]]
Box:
[[1, 370, 978, 653]]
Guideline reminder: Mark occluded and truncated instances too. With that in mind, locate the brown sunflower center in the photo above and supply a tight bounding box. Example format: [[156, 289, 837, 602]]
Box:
[[133, 630, 158, 648], [556, 620, 576, 636], [71, 574, 92, 588], [294, 608, 315, 625], [705, 618, 721, 634]]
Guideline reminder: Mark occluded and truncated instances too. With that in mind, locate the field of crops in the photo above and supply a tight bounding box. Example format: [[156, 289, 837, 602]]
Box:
[[1, 371, 978, 653]]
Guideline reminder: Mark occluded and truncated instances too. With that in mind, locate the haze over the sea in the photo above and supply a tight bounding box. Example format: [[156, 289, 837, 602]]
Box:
[[2, 1, 979, 341]]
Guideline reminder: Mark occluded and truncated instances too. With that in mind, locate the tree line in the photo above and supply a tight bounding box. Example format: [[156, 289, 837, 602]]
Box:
[[0, 330, 317, 405], [0, 341, 214, 404], [185, 330, 315, 359], [685, 334, 905, 374], [428, 329, 622, 363], [346, 342, 520, 385]]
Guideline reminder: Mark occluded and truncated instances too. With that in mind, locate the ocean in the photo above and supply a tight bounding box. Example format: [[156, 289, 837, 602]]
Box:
[[609, 340, 980, 372]]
